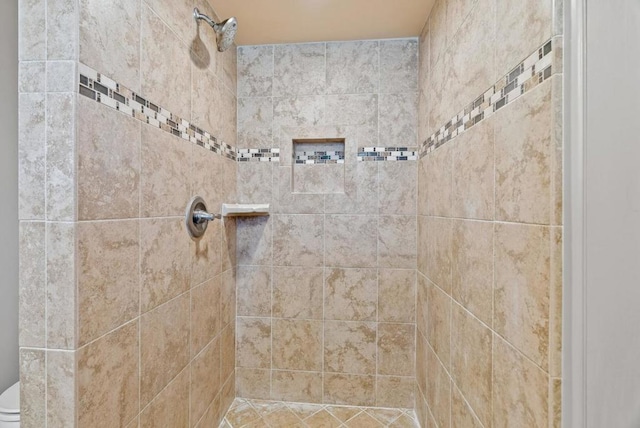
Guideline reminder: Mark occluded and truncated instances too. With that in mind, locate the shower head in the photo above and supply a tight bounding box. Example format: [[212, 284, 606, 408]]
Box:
[[193, 8, 237, 52]]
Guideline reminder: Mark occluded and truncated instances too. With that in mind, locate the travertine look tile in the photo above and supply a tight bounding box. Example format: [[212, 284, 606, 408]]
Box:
[[446, 0, 480, 41], [293, 164, 325, 194], [192, 67, 225, 139], [47, 350, 75, 427], [46, 93, 75, 221], [380, 39, 418, 94], [325, 162, 378, 215], [217, 40, 238, 96], [77, 220, 139, 346], [452, 219, 493, 325], [140, 294, 190, 405], [378, 323, 415, 377], [141, 218, 190, 313], [20, 348, 46, 428], [238, 45, 274, 97], [140, 368, 189, 428], [191, 219, 223, 287], [19, 222, 45, 347], [428, 0, 447, 70], [237, 162, 273, 204], [236, 216, 272, 266], [495, 0, 552, 77], [451, 303, 492, 426], [427, 281, 451, 370], [379, 93, 418, 147], [78, 322, 139, 428], [324, 268, 377, 321], [238, 97, 274, 149], [191, 338, 221, 426], [46, 61, 76, 92], [378, 215, 417, 269], [191, 277, 221, 357], [326, 41, 379, 94], [324, 320, 376, 375], [304, 409, 342, 427], [493, 335, 549, 427], [426, 344, 451, 428], [415, 387, 428, 428], [416, 331, 427, 397], [550, 227, 563, 378], [325, 94, 378, 129], [273, 214, 324, 267], [416, 273, 428, 336], [141, 5, 191, 119], [495, 223, 550, 368], [237, 265, 271, 317], [262, 408, 305, 427], [550, 378, 562, 428], [274, 95, 325, 127], [495, 80, 552, 225], [425, 216, 453, 293], [272, 319, 322, 371], [140, 125, 191, 217], [451, 117, 495, 220], [379, 161, 417, 216], [79, 0, 140, 90], [271, 370, 323, 403], [191, 145, 224, 211], [345, 412, 383, 427], [46, 222, 76, 349], [324, 373, 376, 406], [451, 385, 483, 428], [19, 0, 46, 61], [273, 43, 326, 96], [221, 325, 235, 383], [236, 317, 271, 369], [426, 56, 452, 137], [417, 216, 428, 275], [324, 215, 377, 268], [376, 376, 415, 408], [273, 266, 323, 319], [143, 0, 193, 46], [47, 0, 76, 60], [18, 93, 45, 220], [77, 97, 140, 220], [236, 368, 271, 400], [425, 143, 453, 217], [378, 269, 416, 323], [220, 269, 236, 327]]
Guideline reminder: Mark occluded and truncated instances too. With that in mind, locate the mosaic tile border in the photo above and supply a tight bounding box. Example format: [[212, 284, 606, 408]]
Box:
[[295, 150, 345, 165], [78, 63, 237, 160], [357, 147, 418, 162], [420, 38, 559, 157], [237, 148, 280, 162]]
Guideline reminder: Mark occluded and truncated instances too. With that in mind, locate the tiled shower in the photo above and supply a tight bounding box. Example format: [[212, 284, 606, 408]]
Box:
[[17, 0, 563, 427]]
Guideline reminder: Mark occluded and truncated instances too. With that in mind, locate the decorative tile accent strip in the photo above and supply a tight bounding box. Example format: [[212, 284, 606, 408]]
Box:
[[420, 38, 558, 157], [295, 150, 345, 164], [77, 63, 237, 160], [357, 147, 418, 161], [237, 148, 280, 162]]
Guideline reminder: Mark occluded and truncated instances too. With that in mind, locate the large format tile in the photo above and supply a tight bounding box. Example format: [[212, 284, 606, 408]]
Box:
[[324, 268, 377, 321], [191, 338, 221, 426], [272, 266, 323, 319], [191, 277, 221, 357], [324, 215, 377, 268], [326, 41, 379, 94], [378, 269, 416, 323], [236, 317, 271, 369], [271, 370, 323, 403], [238, 45, 274, 97], [140, 369, 189, 428], [19, 222, 46, 347], [377, 323, 415, 377], [273, 43, 326, 97], [378, 215, 416, 269], [272, 319, 322, 371], [324, 321, 376, 375], [237, 265, 272, 317], [273, 214, 324, 267], [380, 39, 418, 94]]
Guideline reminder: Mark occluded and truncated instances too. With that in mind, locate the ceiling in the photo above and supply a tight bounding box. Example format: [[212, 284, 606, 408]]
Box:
[[211, 0, 435, 46]]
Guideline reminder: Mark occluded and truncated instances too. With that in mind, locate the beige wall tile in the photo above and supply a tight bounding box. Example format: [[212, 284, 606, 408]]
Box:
[[550, 378, 562, 428], [376, 376, 414, 408], [325, 215, 377, 268], [77, 98, 140, 220], [416, 331, 427, 397], [191, 219, 223, 287], [379, 162, 417, 216], [77, 220, 139, 346], [238, 97, 274, 149], [46, 0, 77, 60], [140, 294, 190, 405], [493, 335, 549, 427], [192, 67, 225, 139], [79, 0, 140, 91], [237, 265, 271, 317], [416, 273, 428, 336], [220, 269, 236, 328], [378, 269, 416, 323], [429, 0, 447, 70], [425, 144, 452, 217], [273, 166, 325, 214], [426, 344, 451, 428], [425, 216, 453, 293], [378, 215, 417, 269], [273, 44, 326, 97], [495, 80, 553, 224], [451, 219, 493, 325], [379, 93, 418, 147], [236, 368, 271, 400], [380, 39, 418, 94], [143, 0, 193, 46], [550, 227, 563, 377], [19, 222, 45, 347], [324, 373, 376, 406], [417, 215, 428, 275], [446, 0, 480, 42], [221, 325, 235, 383], [324, 321, 376, 375], [140, 368, 189, 428], [427, 281, 451, 370], [324, 268, 377, 321], [140, 218, 190, 313], [272, 370, 323, 403], [378, 323, 415, 377], [451, 303, 492, 426], [325, 94, 378, 129], [191, 146, 224, 214], [18, 93, 45, 220], [19, 0, 46, 61], [191, 338, 221, 426], [415, 385, 428, 428], [46, 61, 76, 93], [236, 216, 272, 266], [237, 162, 273, 204], [273, 214, 324, 267], [327, 41, 379, 95], [140, 126, 191, 217], [451, 385, 483, 428], [236, 317, 271, 369], [191, 278, 221, 357], [20, 348, 46, 428], [238, 45, 274, 98], [46, 350, 76, 427], [495, 223, 550, 368], [78, 322, 139, 428], [325, 162, 378, 215], [274, 96, 325, 128], [273, 319, 322, 371], [273, 266, 323, 319]]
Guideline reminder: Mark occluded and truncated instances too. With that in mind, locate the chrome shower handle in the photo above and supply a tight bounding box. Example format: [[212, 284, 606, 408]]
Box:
[[185, 196, 220, 238], [193, 210, 221, 224]]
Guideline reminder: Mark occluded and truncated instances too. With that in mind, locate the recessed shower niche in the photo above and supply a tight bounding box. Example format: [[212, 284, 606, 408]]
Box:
[[292, 138, 345, 193]]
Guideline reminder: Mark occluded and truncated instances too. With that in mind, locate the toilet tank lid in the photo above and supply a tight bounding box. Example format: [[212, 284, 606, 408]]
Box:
[[0, 382, 19, 414]]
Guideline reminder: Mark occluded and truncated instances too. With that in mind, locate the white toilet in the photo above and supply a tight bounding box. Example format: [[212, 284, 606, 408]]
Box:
[[0, 382, 19, 427]]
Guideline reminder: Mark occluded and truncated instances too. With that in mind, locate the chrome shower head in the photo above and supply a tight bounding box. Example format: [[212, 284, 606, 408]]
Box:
[[193, 8, 237, 52]]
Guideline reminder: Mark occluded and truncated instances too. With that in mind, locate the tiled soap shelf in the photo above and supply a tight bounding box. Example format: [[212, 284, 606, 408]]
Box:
[[221, 203, 270, 217]]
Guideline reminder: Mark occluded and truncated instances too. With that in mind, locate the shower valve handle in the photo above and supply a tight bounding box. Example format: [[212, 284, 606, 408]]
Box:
[[193, 210, 221, 224]]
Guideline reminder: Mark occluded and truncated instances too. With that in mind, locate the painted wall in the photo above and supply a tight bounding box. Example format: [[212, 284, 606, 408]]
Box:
[[0, 0, 19, 393], [18, 0, 237, 426], [415, 0, 563, 426], [235, 40, 419, 407]]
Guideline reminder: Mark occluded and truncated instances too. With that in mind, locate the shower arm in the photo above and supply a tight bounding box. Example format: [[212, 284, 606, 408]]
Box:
[[193, 8, 218, 30]]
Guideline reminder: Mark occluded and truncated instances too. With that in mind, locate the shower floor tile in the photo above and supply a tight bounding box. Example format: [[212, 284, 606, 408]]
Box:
[[220, 398, 419, 427]]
